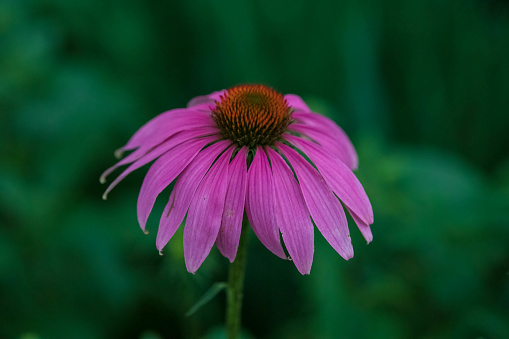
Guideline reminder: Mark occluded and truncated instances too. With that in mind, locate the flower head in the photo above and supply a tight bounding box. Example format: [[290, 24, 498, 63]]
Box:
[[101, 85, 373, 274]]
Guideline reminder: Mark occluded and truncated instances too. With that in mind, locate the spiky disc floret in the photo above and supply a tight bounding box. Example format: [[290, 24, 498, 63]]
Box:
[[212, 85, 292, 148]]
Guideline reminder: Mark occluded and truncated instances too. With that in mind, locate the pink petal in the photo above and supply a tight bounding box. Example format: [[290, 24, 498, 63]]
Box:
[[185, 103, 214, 112], [183, 146, 234, 273], [265, 147, 314, 275], [156, 140, 231, 250], [187, 89, 227, 108], [245, 147, 286, 259], [216, 147, 248, 262], [292, 111, 358, 170], [101, 147, 152, 184], [289, 123, 358, 170], [122, 109, 214, 151], [277, 143, 353, 260], [101, 127, 220, 197], [284, 94, 311, 112], [136, 136, 217, 231], [347, 207, 373, 244], [284, 134, 373, 225]]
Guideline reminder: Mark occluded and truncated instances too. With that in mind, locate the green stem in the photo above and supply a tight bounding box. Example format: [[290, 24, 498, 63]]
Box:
[[226, 219, 249, 339]]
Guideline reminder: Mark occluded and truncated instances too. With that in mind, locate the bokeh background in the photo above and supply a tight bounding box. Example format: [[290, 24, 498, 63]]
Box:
[[1, 0, 509, 338]]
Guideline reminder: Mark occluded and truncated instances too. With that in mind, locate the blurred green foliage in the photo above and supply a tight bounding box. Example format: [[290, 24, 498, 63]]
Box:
[[1, 0, 509, 338]]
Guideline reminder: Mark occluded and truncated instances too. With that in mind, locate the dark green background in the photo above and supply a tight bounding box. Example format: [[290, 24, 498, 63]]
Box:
[[1, 0, 509, 338]]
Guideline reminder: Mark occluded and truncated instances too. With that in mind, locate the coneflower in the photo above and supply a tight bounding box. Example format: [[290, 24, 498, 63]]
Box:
[[101, 84, 373, 275]]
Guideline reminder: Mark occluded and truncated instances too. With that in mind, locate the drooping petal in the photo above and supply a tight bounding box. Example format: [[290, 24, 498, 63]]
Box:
[[101, 127, 220, 197], [183, 146, 234, 273], [137, 136, 217, 231], [245, 147, 286, 259], [289, 123, 358, 170], [102, 124, 219, 181], [284, 134, 374, 225], [292, 111, 358, 170], [277, 143, 353, 260], [346, 207, 373, 244], [265, 147, 314, 275], [187, 89, 227, 108], [156, 140, 231, 250], [284, 94, 311, 112], [101, 147, 153, 184], [216, 147, 248, 262], [122, 110, 215, 151]]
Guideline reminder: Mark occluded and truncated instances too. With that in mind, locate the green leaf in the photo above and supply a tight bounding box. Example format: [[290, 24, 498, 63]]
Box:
[[185, 282, 228, 317]]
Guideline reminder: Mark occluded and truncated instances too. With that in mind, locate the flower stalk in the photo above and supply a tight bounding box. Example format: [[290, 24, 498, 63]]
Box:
[[226, 218, 249, 339]]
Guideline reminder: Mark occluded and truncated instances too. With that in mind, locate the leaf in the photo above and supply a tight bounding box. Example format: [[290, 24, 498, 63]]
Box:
[[185, 282, 228, 317]]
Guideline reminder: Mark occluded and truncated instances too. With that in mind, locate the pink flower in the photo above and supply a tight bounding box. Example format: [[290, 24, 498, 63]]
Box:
[[101, 85, 373, 274]]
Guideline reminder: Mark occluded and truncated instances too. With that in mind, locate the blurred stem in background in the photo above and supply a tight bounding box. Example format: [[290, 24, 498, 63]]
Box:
[[226, 219, 249, 339]]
